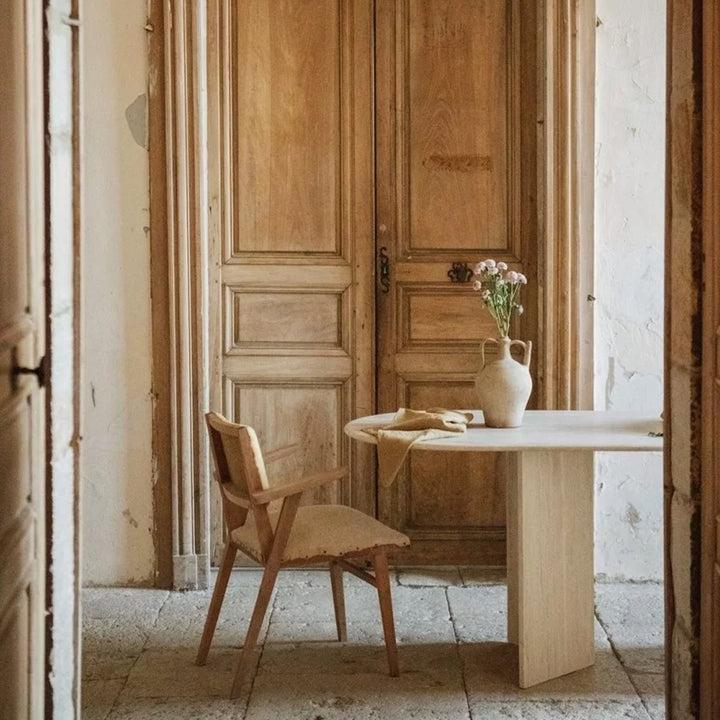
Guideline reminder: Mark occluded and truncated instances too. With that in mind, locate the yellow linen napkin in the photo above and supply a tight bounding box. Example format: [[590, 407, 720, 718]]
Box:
[[365, 408, 473, 487]]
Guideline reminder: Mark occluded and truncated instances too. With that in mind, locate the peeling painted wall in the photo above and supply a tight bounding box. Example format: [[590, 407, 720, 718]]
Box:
[[81, 1, 154, 585], [594, 0, 666, 580]]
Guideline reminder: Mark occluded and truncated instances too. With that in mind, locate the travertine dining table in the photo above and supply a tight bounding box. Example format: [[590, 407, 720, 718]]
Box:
[[344, 410, 663, 688]]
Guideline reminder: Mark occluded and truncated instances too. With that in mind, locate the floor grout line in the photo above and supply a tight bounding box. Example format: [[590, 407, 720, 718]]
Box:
[[444, 586, 474, 720], [242, 581, 280, 719], [99, 590, 170, 720], [594, 605, 656, 719]]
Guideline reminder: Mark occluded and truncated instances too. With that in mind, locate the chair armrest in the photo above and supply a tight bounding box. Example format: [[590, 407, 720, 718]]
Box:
[[251, 467, 348, 505]]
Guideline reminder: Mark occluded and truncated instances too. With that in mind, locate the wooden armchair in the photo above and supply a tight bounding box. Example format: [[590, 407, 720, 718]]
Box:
[[197, 412, 410, 698]]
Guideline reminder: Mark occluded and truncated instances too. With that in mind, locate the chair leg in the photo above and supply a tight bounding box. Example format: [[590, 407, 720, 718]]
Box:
[[374, 551, 399, 677], [230, 563, 280, 699], [196, 541, 237, 665], [329, 561, 347, 641]]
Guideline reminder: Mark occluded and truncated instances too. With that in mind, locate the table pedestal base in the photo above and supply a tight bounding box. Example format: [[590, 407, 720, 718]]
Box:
[[507, 450, 595, 688]]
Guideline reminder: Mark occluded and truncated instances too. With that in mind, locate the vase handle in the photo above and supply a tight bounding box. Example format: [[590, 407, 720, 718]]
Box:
[[480, 337, 498, 369], [510, 339, 533, 367]]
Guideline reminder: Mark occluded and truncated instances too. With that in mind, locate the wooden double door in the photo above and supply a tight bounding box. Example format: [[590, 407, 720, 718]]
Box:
[[209, 0, 540, 565]]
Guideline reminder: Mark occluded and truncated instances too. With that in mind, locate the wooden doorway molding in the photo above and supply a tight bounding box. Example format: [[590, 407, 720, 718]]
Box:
[[539, 0, 595, 411], [150, 0, 595, 589], [701, 0, 720, 714]]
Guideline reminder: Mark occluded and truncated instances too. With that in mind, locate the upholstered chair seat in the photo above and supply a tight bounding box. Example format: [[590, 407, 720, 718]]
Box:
[[230, 504, 409, 565]]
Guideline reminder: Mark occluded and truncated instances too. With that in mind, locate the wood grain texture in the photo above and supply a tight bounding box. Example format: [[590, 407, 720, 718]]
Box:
[[403, 286, 496, 346], [0, 8, 29, 333], [509, 450, 595, 688], [148, 0, 174, 588], [0, 2, 46, 716], [407, 0, 513, 250], [234, 0, 340, 255], [378, 378, 506, 563], [196, 541, 237, 665], [409, 449, 506, 528], [230, 290, 343, 349], [537, 0, 595, 410], [329, 561, 347, 641], [231, 383, 344, 507], [374, 551, 400, 676], [701, 0, 720, 714]]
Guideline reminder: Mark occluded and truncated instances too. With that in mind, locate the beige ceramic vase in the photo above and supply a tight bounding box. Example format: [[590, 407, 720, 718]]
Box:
[[475, 336, 533, 428]]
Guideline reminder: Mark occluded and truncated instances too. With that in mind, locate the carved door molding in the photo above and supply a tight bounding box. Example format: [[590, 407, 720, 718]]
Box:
[[149, 0, 595, 587], [539, 0, 595, 410], [148, 0, 212, 590]]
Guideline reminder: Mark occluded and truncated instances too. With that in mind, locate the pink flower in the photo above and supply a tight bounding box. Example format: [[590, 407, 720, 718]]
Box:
[[472, 255, 529, 338]]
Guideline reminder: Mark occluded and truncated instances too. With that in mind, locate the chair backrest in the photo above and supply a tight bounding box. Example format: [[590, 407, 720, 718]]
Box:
[[205, 412, 270, 530]]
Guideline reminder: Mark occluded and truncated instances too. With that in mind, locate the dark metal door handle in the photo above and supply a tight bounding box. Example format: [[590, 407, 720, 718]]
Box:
[[13, 355, 46, 388], [379, 246, 390, 293]]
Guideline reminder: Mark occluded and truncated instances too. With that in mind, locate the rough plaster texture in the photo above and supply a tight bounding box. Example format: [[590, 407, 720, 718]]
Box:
[[593, 0, 666, 581], [81, 1, 155, 585], [81, 570, 664, 720], [47, 1, 79, 716]]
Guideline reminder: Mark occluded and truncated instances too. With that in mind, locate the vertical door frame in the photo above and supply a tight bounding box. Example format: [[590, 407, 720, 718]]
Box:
[[539, 0, 595, 411], [701, 0, 720, 714], [666, 1, 706, 716], [148, 0, 211, 590], [150, 0, 595, 588], [70, 0, 82, 711]]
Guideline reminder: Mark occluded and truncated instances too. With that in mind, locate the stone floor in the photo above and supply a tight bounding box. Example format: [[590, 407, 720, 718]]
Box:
[[82, 568, 664, 720]]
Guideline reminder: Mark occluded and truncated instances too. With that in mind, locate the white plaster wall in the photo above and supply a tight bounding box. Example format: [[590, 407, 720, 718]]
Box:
[[47, 2, 79, 712], [594, 0, 666, 580], [81, 2, 154, 585]]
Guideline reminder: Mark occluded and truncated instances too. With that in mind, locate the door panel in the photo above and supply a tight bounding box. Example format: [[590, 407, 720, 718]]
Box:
[[234, 0, 342, 254], [376, 0, 538, 564], [211, 0, 375, 562], [407, 0, 513, 249], [0, 1, 46, 717]]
